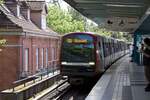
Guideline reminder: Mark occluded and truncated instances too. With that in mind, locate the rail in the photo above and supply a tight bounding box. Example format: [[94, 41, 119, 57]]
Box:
[[1, 67, 61, 100], [32, 79, 69, 100], [12, 75, 39, 91], [11, 67, 59, 92]]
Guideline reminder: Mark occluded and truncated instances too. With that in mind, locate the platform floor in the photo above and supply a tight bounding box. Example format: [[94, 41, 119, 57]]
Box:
[[86, 55, 150, 100]]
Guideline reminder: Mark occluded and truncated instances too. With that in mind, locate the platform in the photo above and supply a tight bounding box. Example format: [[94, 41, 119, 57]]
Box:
[[86, 55, 150, 100]]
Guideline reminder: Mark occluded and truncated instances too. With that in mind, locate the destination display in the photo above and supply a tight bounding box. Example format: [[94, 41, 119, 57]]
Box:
[[65, 38, 88, 44]]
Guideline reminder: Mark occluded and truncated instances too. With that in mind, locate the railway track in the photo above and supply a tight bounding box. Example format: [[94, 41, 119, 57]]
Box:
[[54, 84, 94, 100], [38, 78, 71, 100], [52, 78, 99, 100], [38, 75, 100, 100], [39, 79, 96, 100]]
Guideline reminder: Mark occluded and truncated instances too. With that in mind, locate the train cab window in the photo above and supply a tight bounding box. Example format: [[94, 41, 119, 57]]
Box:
[[61, 34, 95, 62]]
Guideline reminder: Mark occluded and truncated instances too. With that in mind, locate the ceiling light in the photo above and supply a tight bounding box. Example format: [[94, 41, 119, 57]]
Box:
[[146, 8, 150, 15], [104, 4, 143, 8]]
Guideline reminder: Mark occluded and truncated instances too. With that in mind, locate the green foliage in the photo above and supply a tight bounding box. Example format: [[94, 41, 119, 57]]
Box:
[[46, 4, 131, 42], [87, 23, 132, 42], [68, 7, 84, 21], [0, 0, 3, 4], [86, 23, 112, 37], [47, 4, 85, 34], [0, 0, 6, 47], [0, 39, 6, 46]]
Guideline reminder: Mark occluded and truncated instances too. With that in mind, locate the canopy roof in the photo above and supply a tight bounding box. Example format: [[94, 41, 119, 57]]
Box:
[[64, 0, 150, 33]]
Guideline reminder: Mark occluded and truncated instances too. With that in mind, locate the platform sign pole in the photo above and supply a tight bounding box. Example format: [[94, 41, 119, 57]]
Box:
[[132, 31, 142, 65]]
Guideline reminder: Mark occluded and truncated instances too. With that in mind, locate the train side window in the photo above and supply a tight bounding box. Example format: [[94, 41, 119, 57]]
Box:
[[110, 42, 112, 55], [106, 43, 109, 56], [99, 42, 101, 47], [109, 41, 112, 55], [108, 42, 110, 56], [98, 42, 103, 57]]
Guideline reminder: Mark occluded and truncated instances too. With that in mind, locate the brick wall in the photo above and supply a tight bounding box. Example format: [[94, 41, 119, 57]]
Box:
[[22, 36, 60, 75], [0, 35, 20, 91], [0, 34, 60, 91]]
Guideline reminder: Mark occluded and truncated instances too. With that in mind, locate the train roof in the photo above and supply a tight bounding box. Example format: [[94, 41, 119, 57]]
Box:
[[63, 32, 96, 36], [63, 32, 127, 43]]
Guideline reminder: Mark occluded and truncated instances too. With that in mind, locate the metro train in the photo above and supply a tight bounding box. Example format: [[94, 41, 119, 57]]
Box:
[[60, 32, 129, 84]]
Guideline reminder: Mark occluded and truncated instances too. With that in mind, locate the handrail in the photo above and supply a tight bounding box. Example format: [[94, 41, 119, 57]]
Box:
[[13, 76, 38, 85], [12, 67, 59, 92], [12, 76, 39, 91]]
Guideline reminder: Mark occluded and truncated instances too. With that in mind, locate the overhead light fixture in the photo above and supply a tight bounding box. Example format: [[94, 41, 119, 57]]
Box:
[[104, 4, 143, 8], [119, 20, 124, 26], [146, 8, 150, 15], [107, 20, 113, 24]]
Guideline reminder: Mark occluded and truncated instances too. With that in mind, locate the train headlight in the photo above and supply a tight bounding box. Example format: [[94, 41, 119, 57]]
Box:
[[61, 62, 67, 65], [96, 50, 99, 54], [89, 62, 95, 65]]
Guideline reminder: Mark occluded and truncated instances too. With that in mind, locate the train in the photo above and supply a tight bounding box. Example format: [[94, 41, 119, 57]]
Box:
[[60, 32, 129, 84]]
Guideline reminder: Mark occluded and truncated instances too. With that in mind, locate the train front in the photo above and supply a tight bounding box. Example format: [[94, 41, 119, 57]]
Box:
[[60, 33, 96, 84]]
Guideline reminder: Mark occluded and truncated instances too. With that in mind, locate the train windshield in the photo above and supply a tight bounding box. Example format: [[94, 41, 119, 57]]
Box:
[[61, 34, 95, 62]]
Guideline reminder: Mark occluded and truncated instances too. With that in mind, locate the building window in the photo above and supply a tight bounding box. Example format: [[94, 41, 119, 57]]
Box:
[[41, 48, 44, 68], [27, 9, 30, 20], [17, 5, 20, 17], [52, 47, 55, 60], [41, 14, 46, 29], [24, 48, 29, 72], [36, 48, 39, 70], [46, 48, 48, 67]]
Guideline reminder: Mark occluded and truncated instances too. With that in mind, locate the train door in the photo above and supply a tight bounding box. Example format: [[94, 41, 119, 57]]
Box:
[[98, 36, 105, 72], [102, 37, 106, 68], [104, 37, 109, 68], [109, 39, 112, 64], [112, 39, 115, 62], [111, 39, 114, 62], [107, 38, 111, 65], [95, 40, 101, 73], [117, 41, 120, 58]]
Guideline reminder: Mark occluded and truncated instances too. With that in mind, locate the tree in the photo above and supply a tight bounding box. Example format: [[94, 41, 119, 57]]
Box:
[[0, 39, 6, 51], [47, 4, 85, 34], [49, 0, 60, 7], [68, 7, 84, 21], [0, 0, 5, 47], [86, 23, 112, 37], [0, 0, 3, 4], [46, 3, 131, 42], [0, 39, 6, 46]]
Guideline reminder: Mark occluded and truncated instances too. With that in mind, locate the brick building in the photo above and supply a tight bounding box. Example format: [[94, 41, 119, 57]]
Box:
[[0, 0, 60, 91]]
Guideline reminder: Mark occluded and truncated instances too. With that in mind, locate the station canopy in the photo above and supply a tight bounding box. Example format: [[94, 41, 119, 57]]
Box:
[[64, 0, 150, 33]]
